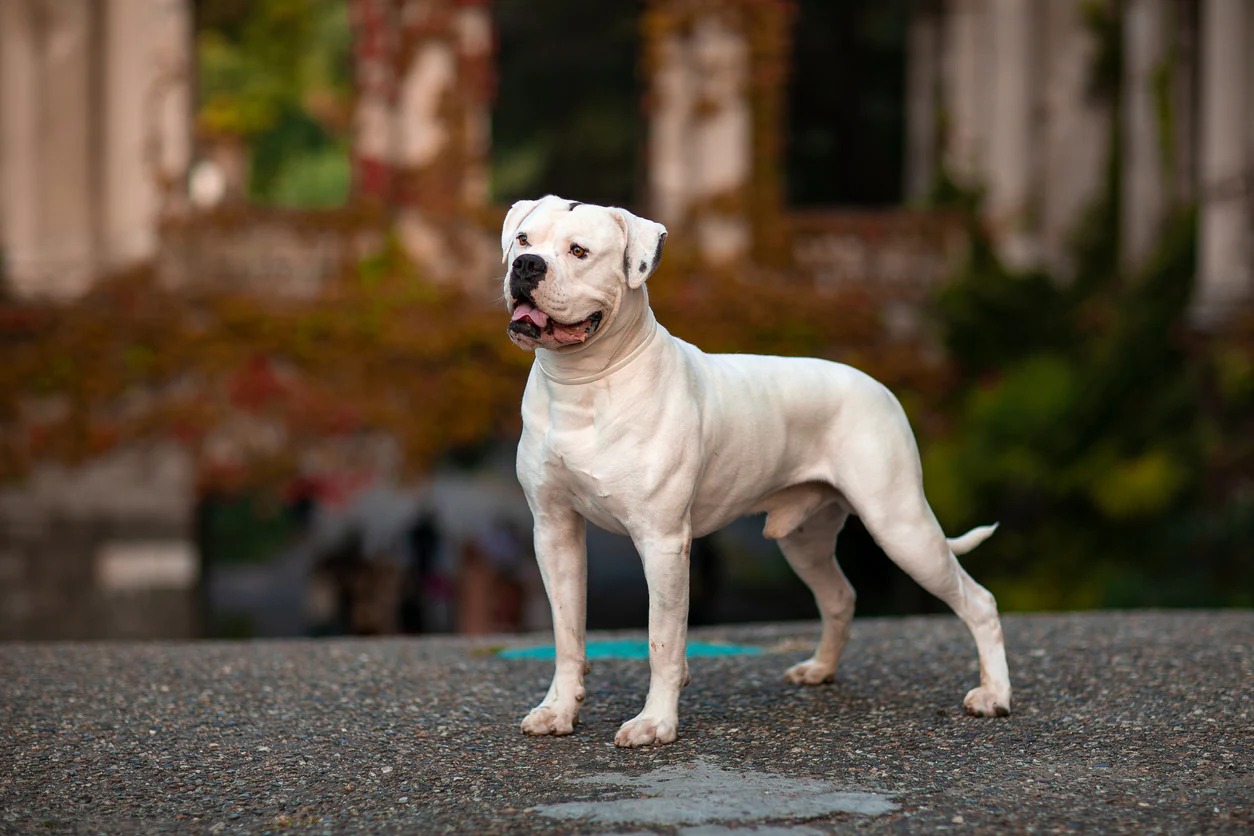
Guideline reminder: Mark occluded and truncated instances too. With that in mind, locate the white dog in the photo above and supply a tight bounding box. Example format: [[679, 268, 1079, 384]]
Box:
[[502, 195, 1011, 748]]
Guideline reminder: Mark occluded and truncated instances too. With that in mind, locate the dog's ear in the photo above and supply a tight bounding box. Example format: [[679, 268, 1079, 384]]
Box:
[[500, 198, 543, 264], [609, 207, 668, 289]]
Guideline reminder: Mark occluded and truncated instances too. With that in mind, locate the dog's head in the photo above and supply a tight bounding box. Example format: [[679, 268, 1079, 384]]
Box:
[[500, 196, 667, 352]]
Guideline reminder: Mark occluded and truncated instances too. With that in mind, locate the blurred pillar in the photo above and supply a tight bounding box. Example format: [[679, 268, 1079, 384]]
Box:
[[347, 2, 495, 212], [102, 0, 154, 270], [905, 0, 943, 203], [643, 0, 793, 268], [1039, 0, 1111, 280], [101, 0, 192, 273], [0, 0, 97, 300], [689, 15, 752, 267], [941, 0, 990, 190], [0, 0, 191, 301], [647, 15, 697, 237], [1121, 0, 1171, 275], [0, 1, 42, 296], [985, 0, 1037, 269], [1194, 0, 1252, 326], [348, 0, 495, 283]]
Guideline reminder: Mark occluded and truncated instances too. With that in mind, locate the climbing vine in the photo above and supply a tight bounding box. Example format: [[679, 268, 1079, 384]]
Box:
[[0, 246, 938, 490]]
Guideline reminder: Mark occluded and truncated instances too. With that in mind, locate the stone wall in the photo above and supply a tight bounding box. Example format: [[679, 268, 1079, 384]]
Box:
[[790, 210, 966, 292], [156, 209, 386, 300], [0, 444, 199, 641]]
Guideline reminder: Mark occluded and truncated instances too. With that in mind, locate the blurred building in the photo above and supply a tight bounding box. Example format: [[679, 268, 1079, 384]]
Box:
[[1, 0, 1252, 639], [3, 0, 1250, 310], [905, 0, 1252, 323]]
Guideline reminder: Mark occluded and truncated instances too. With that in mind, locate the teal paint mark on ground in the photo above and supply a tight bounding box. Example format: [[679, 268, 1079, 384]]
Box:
[[498, 640, 763, 660]]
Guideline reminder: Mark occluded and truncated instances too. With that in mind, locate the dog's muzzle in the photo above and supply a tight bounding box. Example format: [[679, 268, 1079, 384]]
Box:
[[509, 303, 603, 345], [505, 253, 603, 346]]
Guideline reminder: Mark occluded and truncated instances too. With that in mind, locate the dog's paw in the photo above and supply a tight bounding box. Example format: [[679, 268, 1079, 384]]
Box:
[[962, 686, 1011, 718], [614, 713, 678, 748], [784, 658, 836, 686], [520, 703, 579, 736]]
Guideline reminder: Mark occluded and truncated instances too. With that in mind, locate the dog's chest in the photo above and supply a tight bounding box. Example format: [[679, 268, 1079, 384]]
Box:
[[529, 387, 658, 531]]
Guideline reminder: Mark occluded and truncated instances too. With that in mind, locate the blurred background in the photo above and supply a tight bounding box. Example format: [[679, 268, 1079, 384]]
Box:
[[1, 0, 1251, 641]]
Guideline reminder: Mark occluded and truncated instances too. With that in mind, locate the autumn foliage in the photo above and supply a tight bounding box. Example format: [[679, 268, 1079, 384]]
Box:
[[0, 242, 938, 491]]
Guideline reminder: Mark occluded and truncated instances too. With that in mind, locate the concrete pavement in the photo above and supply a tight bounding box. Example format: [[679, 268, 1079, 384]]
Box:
[[2, 611, 1251, 834]]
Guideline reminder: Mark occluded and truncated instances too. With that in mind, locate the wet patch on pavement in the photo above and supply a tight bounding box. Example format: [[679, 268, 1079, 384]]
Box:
[[533, 756, 897, 829]]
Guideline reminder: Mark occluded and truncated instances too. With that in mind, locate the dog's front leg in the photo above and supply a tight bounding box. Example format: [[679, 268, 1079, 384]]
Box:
[[521, 508, 588, 736], [615, 530, 691, 747]]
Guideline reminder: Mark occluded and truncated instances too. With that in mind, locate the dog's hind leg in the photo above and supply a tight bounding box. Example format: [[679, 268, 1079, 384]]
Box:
[[856, 493, 1011, 717], [771, 502, 856, 685]]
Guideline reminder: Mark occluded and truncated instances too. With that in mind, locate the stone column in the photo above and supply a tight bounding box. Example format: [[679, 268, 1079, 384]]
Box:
[[41, 0, 98, 299], [985, 0, 1036, 268], [101, 0, 153, 270], [0, 0, 42, 297], [647, 24, 696, 229], [905, 0, 943, 203], [100, 0, 192, 273], [645, 5, 754, 266], [2, 0, 189, 300], [454, 4, 494, 212], [0, 0, 99, 300], [350, 0, 492, 211], [1039, 0, 1111, 278], [1194, 0, 1251, 325], [689, 15, 752, 267], [147, 0, 193, 217], [349, 0, 495, 283], [643, 0, 791, 268], [1121, 0, 1171, 275], [942, 0, 991, 189]]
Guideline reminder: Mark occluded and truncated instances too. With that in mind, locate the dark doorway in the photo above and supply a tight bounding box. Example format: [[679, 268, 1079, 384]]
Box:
[[786, 0, 910, 207], [492, 0, 641, 208]]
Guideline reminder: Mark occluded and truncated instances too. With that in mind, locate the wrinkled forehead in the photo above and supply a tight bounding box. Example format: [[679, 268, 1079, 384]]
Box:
[[519, 201, 623, 249]]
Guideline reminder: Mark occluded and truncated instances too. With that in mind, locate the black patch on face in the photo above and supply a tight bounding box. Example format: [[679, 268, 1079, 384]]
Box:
[[568, 201, 583, 211], [651, 233, 667, 273], [622, 249, 631, 281], [639, 260, 647, 273], [509, 319, 541, 340]]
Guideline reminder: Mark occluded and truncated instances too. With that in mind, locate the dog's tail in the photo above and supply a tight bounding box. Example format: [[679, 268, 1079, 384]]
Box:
[[946, 523, 999, 556]]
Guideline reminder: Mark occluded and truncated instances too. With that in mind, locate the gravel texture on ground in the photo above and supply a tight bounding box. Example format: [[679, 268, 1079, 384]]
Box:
[[2, 611, 1251, 835]]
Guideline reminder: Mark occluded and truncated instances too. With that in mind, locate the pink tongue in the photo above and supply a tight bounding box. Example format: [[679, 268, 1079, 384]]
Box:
[[511, 302, 549, 328]]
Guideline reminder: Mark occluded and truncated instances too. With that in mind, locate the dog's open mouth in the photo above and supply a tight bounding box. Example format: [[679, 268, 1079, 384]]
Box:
[[509, 300, 602, 346]]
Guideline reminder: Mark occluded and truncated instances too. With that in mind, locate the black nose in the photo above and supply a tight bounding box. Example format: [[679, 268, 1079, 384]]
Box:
[[511, 254, 546, 293]]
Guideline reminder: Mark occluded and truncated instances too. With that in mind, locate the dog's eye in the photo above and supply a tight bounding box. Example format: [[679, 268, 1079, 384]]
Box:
[[570, 244, 588, 259], [517, 233, 529, 246]]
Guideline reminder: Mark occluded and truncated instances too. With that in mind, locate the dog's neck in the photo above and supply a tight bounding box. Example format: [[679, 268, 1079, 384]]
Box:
[[535, 287, 658, 385]]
